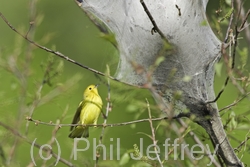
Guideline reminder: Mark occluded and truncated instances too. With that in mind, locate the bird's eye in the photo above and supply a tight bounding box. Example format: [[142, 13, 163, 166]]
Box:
[[89, 87, 92, 90]]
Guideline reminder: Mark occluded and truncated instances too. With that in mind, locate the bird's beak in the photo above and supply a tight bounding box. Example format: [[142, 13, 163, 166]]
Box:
[[95, 84, 99, 88]]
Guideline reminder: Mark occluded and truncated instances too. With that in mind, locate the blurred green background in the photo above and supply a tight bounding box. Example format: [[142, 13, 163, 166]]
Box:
[[0, 0, 250, 167]]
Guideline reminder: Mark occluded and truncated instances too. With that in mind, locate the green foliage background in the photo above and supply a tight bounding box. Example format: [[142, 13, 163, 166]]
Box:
[[0, 0, 250, 167]]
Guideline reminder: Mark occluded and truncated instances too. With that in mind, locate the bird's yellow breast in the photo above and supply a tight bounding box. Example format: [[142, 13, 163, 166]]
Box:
[[80, 93, 102, 125]]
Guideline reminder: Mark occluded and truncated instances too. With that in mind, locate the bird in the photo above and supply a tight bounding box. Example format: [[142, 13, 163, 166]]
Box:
[[69, 84, 103, 138]]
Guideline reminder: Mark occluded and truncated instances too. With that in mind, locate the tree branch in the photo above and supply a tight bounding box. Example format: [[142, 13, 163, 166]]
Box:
[[0, 12, 134, 88], [146, 99, 163, 167], [25, 114, 184, 128]]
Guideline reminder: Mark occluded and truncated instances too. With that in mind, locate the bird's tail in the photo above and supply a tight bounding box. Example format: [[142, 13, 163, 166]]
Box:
[[68, 126, 89, 138]]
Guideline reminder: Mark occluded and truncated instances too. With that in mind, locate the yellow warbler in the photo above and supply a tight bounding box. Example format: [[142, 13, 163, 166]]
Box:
[[69, 84, 103, 138]]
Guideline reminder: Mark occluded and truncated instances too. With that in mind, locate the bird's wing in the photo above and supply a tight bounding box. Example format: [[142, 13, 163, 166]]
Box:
[[70, 101, 84, 131]]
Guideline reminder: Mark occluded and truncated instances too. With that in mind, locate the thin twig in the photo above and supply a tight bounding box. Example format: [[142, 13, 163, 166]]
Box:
[[139, 0, 170, 44], [41, 107, 67, 167], [234, 125, 250, 161], [177, 119, 221, 167], [238, 9, 250, 32], [236, 0, 250, 45], [235, 136, 250, 152], [224, 0, 235, 43], [207, 76, 229, 103], [7, 1, 39, 163], [146, 99, 163, 167], [25, 54, 62, 135], [229, 131, 250, 153], [219, 92, 250, 112], [36, 74, 82, 107], [163, 120, 195, 164], [42, 119, 61, 167], [95, 66, 112, 167], [0, 12, 135, 88], [207, 1, 250, 104], [208, 10, 234, 104], [25, 114, 183, 128]]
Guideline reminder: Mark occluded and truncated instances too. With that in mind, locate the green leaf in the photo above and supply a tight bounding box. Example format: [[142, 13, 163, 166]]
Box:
[[200, 20, 208, 26], [126, 104, 139, 113], [218, 8, 234, 23], [130, 123, 136, 129], [182, 126, 192, 138], [56, 60, 64, 73], [100, 32, 117, 47], [229, 111, 237, 130], [119, 152, 130, 166], [132, 161, 152, 167], [182, 75, 192, 82], [215, 62, 223, 77], [154, 56, 165, 67], [225, 0, 231, 6], [238, 47, 248, 69], [173, 90, 182, 100]]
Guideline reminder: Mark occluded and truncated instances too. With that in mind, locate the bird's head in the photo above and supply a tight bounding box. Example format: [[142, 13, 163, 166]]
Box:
[[83, 84, 99, 98]]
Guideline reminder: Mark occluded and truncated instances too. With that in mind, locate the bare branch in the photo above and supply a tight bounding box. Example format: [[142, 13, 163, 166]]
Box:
[[236, 0, 250, 45], [139, 0, 170, 44], [238, 8, 250, 32], [25, 114, 184, 128], [95, 66, 112, 167], [224, 0, 235, 43], [146, 99, 163, 167], [0, 12, 135, 88], [25, 58, 57, 135]]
